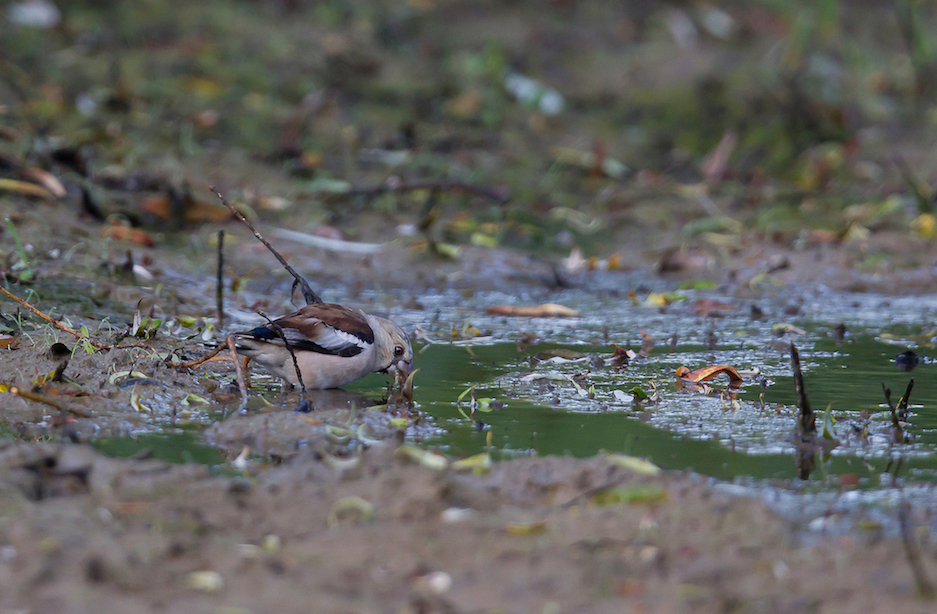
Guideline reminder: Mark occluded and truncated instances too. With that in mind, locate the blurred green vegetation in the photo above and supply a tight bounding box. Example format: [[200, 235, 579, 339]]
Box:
[[3, 0, 937, 255]]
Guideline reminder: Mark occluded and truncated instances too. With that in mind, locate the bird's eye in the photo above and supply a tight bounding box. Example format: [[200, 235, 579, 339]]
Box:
[[394, 345, 404, 357]]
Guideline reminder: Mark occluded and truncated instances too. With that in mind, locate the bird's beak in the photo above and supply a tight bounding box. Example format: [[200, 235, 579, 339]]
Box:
[[389, 359, 413, 377]]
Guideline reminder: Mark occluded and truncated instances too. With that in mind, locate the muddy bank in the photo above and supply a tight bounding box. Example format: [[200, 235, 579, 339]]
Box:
[[0, 441, 932, 614]]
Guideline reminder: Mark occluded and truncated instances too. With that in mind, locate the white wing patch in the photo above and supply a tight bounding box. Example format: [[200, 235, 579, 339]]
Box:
[[308, 323, 372, 353]]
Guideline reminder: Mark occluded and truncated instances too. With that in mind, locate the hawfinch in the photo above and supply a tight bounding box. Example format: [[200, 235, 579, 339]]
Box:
[[233, 303, 413, 389]]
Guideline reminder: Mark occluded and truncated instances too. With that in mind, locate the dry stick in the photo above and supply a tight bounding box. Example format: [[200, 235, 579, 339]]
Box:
[[6, 386, 92, 418], [0, 286, 111, 350], [882, 382, 905, 443], [226, 334, 250, 412], [898, 498, 936, 599], [173, 342, 229, 369], [209, 186, 323, 306], [259, 313, 312, 412], [339, 179, 510, 206], [790, 344, 815, 435], [216, 229, 225, 327], [898, 378, 915, 422]]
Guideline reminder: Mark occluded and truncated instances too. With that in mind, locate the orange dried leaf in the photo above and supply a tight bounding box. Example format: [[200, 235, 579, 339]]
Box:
[[0, 334, 17, 349], [140, 195, 230, 223], [139, 195, 171, 218], [485, 303, 580, 318], [103, 223, 155, 247], [676, 365, 743, 387], [689, 298, 734, 317]]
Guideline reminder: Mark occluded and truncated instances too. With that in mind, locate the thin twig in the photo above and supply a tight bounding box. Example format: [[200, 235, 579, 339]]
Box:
[[898, 378, 915, 422], [5, 385, 92, 418], [171, 342, 229, 369], [0, 286, 110, 350], [336, 179, 510, 205], [227, 334, 250, 412], [790, 344, 814, 435], [216, 229, 225, 327], [209, 186, 323, 305], [259, 312, 312, 412], [883, 382, 905, 443]]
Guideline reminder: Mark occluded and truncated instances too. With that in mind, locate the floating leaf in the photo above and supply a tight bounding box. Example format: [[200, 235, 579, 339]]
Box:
[[772, 323, 806, 335], [630, 386, 649, 399], [485, 303, 580, 318], [677, 279, 719, 290], [643, 292, 670, 308], [821, 403, 837, 441], [675, 365, 744, 387], [534, 348, 587, 361], [688, 298, 734, 317]]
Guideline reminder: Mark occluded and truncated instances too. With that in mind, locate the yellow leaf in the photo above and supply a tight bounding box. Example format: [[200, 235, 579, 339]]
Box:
[[911, 213, 937, 239]]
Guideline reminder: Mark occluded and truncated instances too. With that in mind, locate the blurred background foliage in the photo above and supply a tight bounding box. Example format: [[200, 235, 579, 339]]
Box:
[[3, 0, 937, 257]]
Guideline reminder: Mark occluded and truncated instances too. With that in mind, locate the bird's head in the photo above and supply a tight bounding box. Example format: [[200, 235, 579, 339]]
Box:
[[373, 316, 413, 377]]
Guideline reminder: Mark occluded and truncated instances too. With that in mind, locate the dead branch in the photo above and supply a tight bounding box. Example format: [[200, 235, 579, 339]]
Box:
[[0, 287, 111, 350], [210, 185, 323, 305], [5, 385, 92, 418], [898, 378, 915, 422], [216, 229, 225, 327], [882, 382, 906, 443], [790, 344, 814, 435]]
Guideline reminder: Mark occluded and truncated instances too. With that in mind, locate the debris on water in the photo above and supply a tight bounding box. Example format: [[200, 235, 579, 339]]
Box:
[[895, 350, 920, 372], [675, 365, 744, 388], [533, 348, 587, 362]]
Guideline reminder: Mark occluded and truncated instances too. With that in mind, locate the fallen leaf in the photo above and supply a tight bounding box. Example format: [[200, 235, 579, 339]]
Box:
[[593, 484, 667, 505], [485, 303, 580, 318], [186, 571, 224, 593], [103, 222, 155, 247], [0, 178, 52, 199], [605, 453, 662, 476], [21, 167, 66, 198], [689, 298, 734, 317], [534, 348, 587, 361], [139, 194, 231, 223], [676, 365, 744, 387], [505, 520, 548, 536], [0, 334, 17, 349]]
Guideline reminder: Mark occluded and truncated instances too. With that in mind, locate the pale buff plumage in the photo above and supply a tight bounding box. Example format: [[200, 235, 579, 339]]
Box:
[[232, 303, 412, 389]]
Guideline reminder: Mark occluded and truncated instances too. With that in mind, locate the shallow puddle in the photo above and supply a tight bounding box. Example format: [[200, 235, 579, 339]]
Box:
[[77, 285, 937, 492]]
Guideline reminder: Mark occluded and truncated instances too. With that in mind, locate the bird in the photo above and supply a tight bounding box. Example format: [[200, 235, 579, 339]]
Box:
[[232, 303, 413, 389]]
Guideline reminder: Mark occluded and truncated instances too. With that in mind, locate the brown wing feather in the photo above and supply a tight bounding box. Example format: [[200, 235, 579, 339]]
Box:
[[279, 304, 375, 345]]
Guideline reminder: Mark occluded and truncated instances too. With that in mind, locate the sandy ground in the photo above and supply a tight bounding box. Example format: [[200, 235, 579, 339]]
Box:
[[2, 201, 937, 613], [1, 440, 935, 614]]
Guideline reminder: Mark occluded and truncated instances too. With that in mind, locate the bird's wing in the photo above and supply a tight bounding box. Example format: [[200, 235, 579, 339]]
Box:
[[246, 304, 374, 358]]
